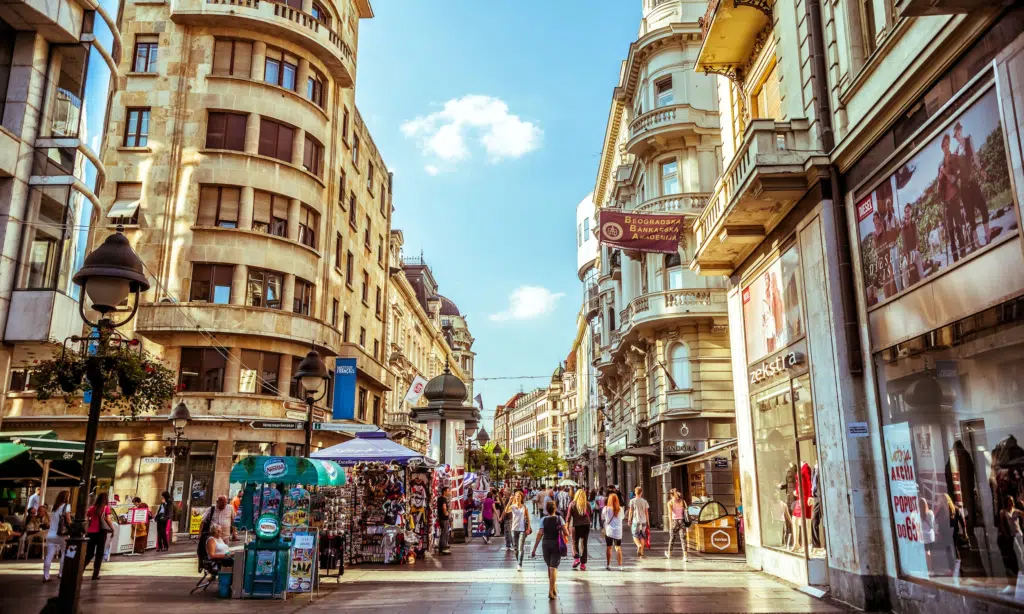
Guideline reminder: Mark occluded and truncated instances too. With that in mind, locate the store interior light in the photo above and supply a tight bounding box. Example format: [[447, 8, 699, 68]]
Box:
[[620, 454, 638, 463]]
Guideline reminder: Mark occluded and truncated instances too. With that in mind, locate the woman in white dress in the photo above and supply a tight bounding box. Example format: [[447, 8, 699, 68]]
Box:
[[43, 490, 72, 582]]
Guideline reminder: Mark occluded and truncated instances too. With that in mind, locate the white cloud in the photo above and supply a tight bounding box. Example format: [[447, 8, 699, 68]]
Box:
[[489, 286, 564, 322], [401, 95, 542, 169], [424, 164, 440, 176]]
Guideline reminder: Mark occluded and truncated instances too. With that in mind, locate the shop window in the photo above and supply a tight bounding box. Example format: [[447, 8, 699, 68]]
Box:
[[655, 76, 673, 108], [264, 47, 298, 91], [307, 68, 325, 108], [123, 107, 150, 147], [239, 350, 280, 395], [284, 443, 304, 457], [17, 185, 72, 291], [205, 111, 247, 151], [875, 296, 1024, 605], [752, 62, 783, 121], [179, 348, 227, 392], [132, 35, 159, 73], [660, 159, 679, 196], [189, 263, 233, 304], [669, 343, 690, 390], [293, 278, 314, 316], [303, 134, 323, 177], [232, 442, 272, 467], [212, 39, 253, 78], [252, 189, 288, 237], [297, 204, 319, 248], [108, 182, 141, 226], [9, 368, 41, 393], [197, 185, 240, 228], [247, 268, 283, 309], [259, 118, 294, 162]]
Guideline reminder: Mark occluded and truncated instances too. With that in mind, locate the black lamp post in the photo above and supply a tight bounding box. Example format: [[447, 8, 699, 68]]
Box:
[[165, 401, 191, 493], [294, 350, 329, 455], [52, 229, 149, 614]]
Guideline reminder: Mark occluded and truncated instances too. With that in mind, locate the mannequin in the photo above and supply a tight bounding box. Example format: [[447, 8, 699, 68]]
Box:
[[778, 462, 798, 548], [810, 463, 823, 551]]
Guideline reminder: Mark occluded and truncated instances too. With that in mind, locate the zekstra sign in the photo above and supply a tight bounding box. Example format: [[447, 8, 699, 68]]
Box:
[[748, 349, 805, 386]]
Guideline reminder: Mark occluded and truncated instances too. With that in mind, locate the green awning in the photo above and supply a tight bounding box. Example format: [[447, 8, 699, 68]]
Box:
[[0, 443, 28, 466], [0, 431, 57, 441], [3, 437, 100, 462], [229, 456, 345, 486]]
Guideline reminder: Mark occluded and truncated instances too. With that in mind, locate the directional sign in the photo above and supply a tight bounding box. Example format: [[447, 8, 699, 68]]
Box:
[[141, 457, 174, 465], [312, 422, 382, 433], [249, 420, 303, 430]]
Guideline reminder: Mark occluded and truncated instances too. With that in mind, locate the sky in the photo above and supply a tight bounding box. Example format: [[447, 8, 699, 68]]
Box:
[[354, 1, 640, 430]]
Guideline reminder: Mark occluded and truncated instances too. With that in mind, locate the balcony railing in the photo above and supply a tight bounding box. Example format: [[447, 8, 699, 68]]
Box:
[[635, 192, 710, 214], [626, 104, 719, 155], [616, 289, 726, 339], [384, 411, 411, 427]]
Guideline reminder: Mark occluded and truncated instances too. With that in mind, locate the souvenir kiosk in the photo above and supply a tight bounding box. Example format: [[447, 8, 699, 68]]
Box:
[[686, 499, 740, 554], [228, 456, 345, 599], [312, 432, 435, 564]]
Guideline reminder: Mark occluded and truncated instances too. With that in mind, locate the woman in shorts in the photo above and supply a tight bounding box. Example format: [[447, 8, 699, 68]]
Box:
[[602, 492, 624, 570], [531, 500, 569, 600]]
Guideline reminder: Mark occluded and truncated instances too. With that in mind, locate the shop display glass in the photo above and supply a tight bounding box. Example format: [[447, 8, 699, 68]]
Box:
[[876, 295, 1024, 605]]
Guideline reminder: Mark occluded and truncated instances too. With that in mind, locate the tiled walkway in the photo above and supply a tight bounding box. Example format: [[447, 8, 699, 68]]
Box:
[[0, 532, 854, 613]]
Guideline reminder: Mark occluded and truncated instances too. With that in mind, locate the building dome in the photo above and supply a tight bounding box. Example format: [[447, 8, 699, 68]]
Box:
[[438, 295, 461, 317], [551, 364, 565, 381], [423, 363, 468, 404]]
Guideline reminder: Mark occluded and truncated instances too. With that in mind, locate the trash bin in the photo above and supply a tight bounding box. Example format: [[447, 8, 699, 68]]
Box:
[[218, 571, 233, 598]]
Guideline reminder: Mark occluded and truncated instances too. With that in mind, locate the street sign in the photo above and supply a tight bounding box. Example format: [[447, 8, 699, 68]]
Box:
[[651, 462, 673, 477], [312, 423, 382, 433], [557, 471, 563, 478], [141, 457, 174, 465], [285, 409, 309, 422], [249, 420, 303, 430]]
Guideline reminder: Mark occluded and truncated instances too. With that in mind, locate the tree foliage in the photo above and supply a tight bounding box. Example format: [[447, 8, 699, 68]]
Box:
[[517, 448, 566, 480]]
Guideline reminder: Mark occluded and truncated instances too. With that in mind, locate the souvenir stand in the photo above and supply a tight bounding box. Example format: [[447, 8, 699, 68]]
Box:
[[228, 456, 345, 600], [312, 432, 436, 565], [685, 499, 739, 554]]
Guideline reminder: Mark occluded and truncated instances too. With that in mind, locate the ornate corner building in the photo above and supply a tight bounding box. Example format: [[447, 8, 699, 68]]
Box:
[[586, 0, 739, 529]]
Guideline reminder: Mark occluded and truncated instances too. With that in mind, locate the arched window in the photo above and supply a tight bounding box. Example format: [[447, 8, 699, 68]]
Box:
[[670, 342, 691, 390]]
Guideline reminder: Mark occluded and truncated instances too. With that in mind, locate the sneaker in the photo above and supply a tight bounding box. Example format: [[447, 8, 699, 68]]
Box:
[[605, 564, 611, 570], [572, 558, 580, 570], [664, 551, 671, 559], [618, 566, 624, 571], [517, 564, 522, 571], [580, 564, 587, 571]]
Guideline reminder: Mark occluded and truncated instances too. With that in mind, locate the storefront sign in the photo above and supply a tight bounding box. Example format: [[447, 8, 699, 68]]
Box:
[[664, 441, 703, 455], [710, 529, 732, 550], [713, 457, 729, 469], [742, 246, 804, 364], [599, 210, 686, 254], [606, 434, 627, 457], [332, 358, 358, 420], [883, 422, 928, 578], [748, 350, 805, 386], [657, 420, 710, 443], [264, 457, 287, 478], [856, 85, 1016, 307], [256, 513, 281, 540]]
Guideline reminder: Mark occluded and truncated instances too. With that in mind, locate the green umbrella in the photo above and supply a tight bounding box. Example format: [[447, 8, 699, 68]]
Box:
[[229, 456, 345, 486]]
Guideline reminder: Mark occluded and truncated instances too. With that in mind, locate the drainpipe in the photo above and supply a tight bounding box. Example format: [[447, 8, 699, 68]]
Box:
[[806, 0, 862, 374]]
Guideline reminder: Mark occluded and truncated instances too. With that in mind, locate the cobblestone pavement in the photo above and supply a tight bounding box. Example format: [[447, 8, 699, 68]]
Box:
[[0, 532, 855, 613]]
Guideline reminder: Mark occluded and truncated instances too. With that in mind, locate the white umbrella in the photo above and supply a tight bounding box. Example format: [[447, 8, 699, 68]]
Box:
[[558, 479, 579, 487]]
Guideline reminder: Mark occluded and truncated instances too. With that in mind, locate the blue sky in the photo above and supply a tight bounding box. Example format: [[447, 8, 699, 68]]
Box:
[[355, 1, 639, 428]]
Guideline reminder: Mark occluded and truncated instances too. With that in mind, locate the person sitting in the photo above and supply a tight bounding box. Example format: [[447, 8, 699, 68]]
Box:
[[17, 508, 42, 558], [205, 524, 233, 570]]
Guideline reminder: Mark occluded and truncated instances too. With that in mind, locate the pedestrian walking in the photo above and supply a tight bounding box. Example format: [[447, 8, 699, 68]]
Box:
[[568, 489, 592, 571], [482, 489, 496, 544], [83, 492, 115, 580], [628, 487, 650, 558], [155, 491, 173, 552], [437, 487, 452, 554], [533, 489, 544, 516], [498, 490, 514, 551], [666, 489, 690, 558], [27, 486, 41, 513], [531, 500, 569, 600], [602, 493, 624, 570], [594, 490, 606, 530], [43, 491, 71, 583], [509, 491, 531, 570]]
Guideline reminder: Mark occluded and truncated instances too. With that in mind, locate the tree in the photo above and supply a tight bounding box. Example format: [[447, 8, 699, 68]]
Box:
[[518, 448, 567, 482], [475, 441, 511, 479]]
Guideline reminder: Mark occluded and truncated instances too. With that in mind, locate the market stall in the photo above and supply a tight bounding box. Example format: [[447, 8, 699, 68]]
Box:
[[312, 432, 436, 565], [109, 505, 156, 555], [227, 456, 345, 599], [686, 499, 739, 554]]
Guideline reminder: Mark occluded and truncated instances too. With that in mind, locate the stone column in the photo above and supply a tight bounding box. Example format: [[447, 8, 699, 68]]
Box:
[[278, 355, 293, 398], [301, 0, 313, 13], [286, 198, 300, 242], [292, 127, 305, 168], [244, 113, 261, 155], [251, 42, 267, 82], [696, 144, 717, 193], [282, 273, 296, 314], [230, 264, 248, 306], [620, 253, 634, 307], [296, 59, 311, 98], [238, 186, 254, 230], [223, 347, 243, 394]]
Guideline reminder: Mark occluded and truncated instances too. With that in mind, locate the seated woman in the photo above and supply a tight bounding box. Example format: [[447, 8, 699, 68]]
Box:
[[205, 524, 234, 569]]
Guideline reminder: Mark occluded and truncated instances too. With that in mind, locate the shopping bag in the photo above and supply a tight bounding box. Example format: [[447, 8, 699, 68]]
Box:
[[644, 527, 650, 549], [557, 532, 568, 557]]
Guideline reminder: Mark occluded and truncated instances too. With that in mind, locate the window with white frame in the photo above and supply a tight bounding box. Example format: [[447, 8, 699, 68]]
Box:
[[669, 342, 690, 390], [660, 159, 679, 195], [655, 77, 673, 108]]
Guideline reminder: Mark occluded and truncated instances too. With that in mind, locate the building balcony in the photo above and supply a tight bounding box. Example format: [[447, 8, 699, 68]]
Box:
[[170, 0, 357, 87], [695, 0, 773, 78], [626, 104, 719, 157], [691, 119, 828, 275], [617, 288, 727, 340], [585, 286, 601, 318], [135, 301, 342, 354], [633, 192, 710, 215]]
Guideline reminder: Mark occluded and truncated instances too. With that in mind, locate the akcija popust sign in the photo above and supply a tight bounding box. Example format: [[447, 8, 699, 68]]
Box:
[[599, 210, 686, 254]]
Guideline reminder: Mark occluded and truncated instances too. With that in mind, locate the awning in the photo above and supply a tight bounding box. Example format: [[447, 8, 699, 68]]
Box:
[[672, 439, 738, 467], [107, 199, 140, 219], [229, 456, 345, 486], [0, 443, 26, 466], [312, 431, 434, 466], [0, 430, 58, 441], [616, 445, 658, 457]]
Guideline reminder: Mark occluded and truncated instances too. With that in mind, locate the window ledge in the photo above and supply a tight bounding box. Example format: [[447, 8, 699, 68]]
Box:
[[191, 224, 322, 258], [118, 146, 151, 153], [199, 149, 327, 189], [126, 71, 159, 78], [346, 282, 354, 291], [206, 75, 330, 121], [104, 224, 140, 230]]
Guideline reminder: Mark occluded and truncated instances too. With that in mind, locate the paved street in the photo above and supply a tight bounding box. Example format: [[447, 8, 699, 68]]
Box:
[[0, 532, 852, 613]]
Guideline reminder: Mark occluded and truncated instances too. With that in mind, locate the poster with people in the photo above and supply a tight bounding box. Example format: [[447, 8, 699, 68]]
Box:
[[857, 86, 1017, 306], [883, 422, 928, 578], [742, 246, 804, 364]]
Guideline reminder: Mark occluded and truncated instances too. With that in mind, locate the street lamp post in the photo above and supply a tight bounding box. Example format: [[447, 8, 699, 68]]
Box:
[[294, 350, 329, 455], [51, 229, 149, 614], [165, 401, 191, 493]]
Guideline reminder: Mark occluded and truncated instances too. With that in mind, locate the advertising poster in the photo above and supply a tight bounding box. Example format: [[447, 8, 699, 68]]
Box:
[[741, 245, 804, 364], [599, 210, 686, 253], [288, 533, 315, 593], [281, 487, 310, 538], [332, 358, 358, 420], [188, 508, 202, 535], [883, 422, 928, 578], [857, 86, 1017, 306]]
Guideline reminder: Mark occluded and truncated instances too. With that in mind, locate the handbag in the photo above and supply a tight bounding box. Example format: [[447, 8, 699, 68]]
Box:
[[56, 505, 69, 537], [99, 508, 115, 534], [557, 518, 568, 557]]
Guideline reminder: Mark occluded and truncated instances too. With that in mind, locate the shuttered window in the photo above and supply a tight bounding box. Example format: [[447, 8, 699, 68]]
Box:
[[259, 118, 294, 162], [206, 111, 246, 150], [212, 39, 253, 78], [252, 189, 288, 237], [197, 185, 241, 228]]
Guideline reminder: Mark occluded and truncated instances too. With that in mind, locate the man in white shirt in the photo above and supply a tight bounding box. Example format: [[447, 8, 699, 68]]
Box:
[[556, 487, 570, 513], [27, 487, 41, 513], [627, 486, 650, 557], [210, 495, 233, 537]]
